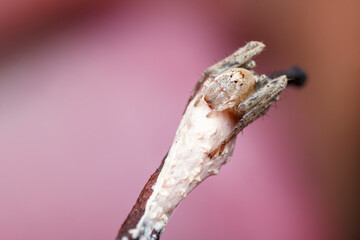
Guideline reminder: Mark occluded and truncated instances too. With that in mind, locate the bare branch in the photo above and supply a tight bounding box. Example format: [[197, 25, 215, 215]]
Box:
[[116, 42, 306, 240]]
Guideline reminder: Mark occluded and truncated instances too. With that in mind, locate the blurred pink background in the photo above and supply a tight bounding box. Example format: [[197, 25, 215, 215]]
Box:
[[0, 0, 359, 239]]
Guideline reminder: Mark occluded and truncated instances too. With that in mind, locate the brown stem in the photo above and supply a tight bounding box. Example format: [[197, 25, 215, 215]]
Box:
[[116, 155, 167, 240], [268, 66, 307, 87], [115, 45, 306, 240]]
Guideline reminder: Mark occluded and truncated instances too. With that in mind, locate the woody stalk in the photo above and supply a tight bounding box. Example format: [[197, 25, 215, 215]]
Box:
[[116, 41, 305, 240]]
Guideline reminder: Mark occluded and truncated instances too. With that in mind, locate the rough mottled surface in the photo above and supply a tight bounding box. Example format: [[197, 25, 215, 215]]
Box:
[[116, 156, 166, 240], [116, 95, 238, 240]]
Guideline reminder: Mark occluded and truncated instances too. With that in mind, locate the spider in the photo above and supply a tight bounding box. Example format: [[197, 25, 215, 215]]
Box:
[[188, 41, 289, 159]]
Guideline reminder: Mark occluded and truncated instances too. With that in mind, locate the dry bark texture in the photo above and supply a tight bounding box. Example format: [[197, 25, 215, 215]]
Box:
[[116, 42, 305, 240]]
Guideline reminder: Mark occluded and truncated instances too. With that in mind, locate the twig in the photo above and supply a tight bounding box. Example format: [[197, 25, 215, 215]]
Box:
[[116, 42, 306, 240], [268, 66, 307, 87]]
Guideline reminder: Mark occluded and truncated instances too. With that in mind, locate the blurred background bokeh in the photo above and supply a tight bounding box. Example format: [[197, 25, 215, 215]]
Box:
[[0, 0, 359, 239]]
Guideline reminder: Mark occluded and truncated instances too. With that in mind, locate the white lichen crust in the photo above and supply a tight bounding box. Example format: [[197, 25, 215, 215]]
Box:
[[129, 95, 237, 240]]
